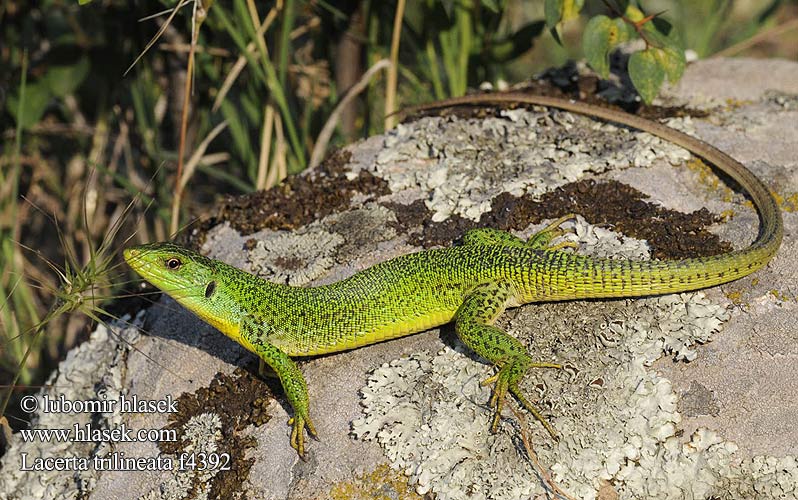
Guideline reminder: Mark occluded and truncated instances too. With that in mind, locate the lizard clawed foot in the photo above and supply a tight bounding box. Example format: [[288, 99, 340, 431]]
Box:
[[288, 412, 318, 459], [480, 358, 562, 438], [527, 213, 579, 251]]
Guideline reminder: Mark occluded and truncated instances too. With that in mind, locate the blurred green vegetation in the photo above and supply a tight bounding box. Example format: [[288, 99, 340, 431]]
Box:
[[1, 0, 796, 428]]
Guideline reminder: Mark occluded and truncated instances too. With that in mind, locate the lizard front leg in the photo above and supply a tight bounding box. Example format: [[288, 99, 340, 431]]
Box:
[[455, 283, 561, 437], [243, 320, 317, 457]]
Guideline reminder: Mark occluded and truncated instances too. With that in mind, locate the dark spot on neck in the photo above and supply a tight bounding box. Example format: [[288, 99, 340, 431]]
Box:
[[205, 281, 216, 299]]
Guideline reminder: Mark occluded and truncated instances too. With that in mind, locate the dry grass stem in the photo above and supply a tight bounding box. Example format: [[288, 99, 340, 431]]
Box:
[[256, 104, 276, 190], [508, 404, 577, 500], [212, 6, 279, 113], [310, 59, 390, 169], [384, 0, 406, 130]]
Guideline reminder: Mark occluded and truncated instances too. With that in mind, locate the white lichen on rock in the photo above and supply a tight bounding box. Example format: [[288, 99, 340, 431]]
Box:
[[139, 413, 223, 500], [245, 204, 399, 287], [352, 345, 539, 499], [560, 215, 651, 260], [0, 315, 141, 500], [352, 219, 797, 500], [374, 110, 691, 222]]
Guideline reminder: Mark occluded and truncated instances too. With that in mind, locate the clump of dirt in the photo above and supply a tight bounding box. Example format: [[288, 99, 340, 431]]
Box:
[[158, 368, 274, 499], [213, 149, 390, 236], [387, 179, 731, 260], [484, 179, 731, 260]]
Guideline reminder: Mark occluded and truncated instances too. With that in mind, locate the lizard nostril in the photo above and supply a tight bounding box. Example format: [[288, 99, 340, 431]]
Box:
[[123, 248, 139, 261]]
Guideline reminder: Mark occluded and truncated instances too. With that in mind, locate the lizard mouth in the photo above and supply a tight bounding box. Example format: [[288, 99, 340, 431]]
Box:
[[124, 246, 189, 298]]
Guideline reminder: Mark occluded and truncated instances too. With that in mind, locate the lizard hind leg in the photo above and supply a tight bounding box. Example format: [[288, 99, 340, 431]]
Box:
[[455, 283, 561, 438], [462, 216, 578, 253], [462, 227, 530, 247], [527, 213, 578, 251]]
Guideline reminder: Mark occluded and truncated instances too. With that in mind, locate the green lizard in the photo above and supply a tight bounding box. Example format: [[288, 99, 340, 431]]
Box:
[[124, 93, 783, 457]]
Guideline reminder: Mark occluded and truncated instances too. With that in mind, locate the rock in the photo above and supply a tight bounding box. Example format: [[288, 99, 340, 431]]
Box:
[[3, 58, 797, 500]]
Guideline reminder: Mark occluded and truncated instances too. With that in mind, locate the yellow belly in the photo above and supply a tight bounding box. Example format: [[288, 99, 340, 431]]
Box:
[[290, 309, 456, 356]]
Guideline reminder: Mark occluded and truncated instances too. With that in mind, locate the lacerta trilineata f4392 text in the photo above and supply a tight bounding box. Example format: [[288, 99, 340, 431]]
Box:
[[124, 93, 783, 457]]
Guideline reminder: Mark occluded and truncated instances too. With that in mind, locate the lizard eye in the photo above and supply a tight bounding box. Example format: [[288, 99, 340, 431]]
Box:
[[165, 258, 182, 270]]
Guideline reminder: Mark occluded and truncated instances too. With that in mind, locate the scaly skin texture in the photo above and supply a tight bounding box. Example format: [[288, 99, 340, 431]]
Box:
[[124, 94, 783, 457]]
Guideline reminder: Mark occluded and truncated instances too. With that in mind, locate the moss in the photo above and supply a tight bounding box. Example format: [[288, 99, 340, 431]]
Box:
[[387, 179, 731, 260], [208, 150, 390, 236]]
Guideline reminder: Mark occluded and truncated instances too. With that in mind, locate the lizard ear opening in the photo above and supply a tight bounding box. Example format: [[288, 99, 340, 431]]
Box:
[[205, 281, 216, 299]]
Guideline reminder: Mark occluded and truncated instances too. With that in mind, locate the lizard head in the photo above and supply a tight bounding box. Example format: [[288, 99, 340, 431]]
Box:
[[125, 242, 255, 341], [124, 242, 239, 329], [124, 242, 218, 300]]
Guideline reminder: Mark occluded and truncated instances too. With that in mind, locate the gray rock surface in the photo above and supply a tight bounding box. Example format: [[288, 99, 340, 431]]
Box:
[[2, 58, 797, 499]]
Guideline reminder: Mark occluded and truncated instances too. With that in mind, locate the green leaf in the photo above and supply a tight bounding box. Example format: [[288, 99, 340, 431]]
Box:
[[45, 57, 90, 98], [629, 49, 665, 104], [583, 15, 630, 79], [78, 0, 93, 4], [583, 16, 612, 78], [440, 0, 456, 19], [652, 45, 685, 83], [623, 4, 645, 23], [544, 0, 563, 29], [643, 17, 686, 83], [650, 16, 675, 38], [561, 0, 584, 22], [7, 81, 52, 130], [544, 0, 563, 44], [545, 0, 583, 45]]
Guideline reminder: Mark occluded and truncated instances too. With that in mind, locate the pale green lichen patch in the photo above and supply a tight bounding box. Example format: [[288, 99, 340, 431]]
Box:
[[764, 90, 798, 110], [352, 345, 539, 499], [558, 215, 651, 260], [352, 219, 797, 500], [246, 204, 398, 286], [374, 110, 691, 222], [139, 413, 223, 500], [247, 227, 344, 286]]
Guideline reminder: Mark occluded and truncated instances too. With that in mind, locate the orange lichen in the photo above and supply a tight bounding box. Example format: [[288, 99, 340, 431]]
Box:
[[769, 289, 795, 302], [724, 98, 750, 110], [683, 158, 735, 202], [725, 290, 743, 305], [771, 191, 798, 213], [324, 463, 422, 500]]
